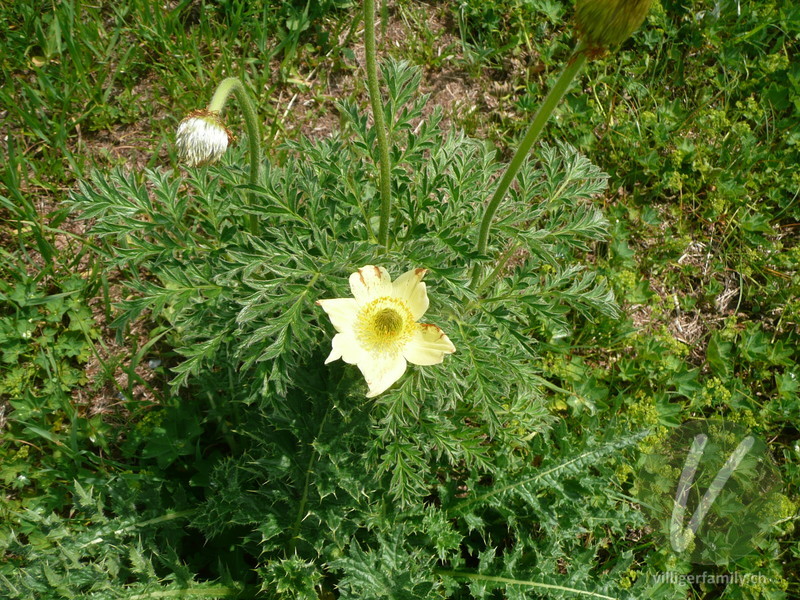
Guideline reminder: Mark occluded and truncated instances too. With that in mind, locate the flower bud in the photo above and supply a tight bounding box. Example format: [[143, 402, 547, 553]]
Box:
[[574, 0, 653, 51], [175, 110, 232, 166]]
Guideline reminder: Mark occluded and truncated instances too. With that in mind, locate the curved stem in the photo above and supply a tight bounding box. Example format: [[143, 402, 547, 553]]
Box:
[[208, 77, 261, 235], [470, 43, 587, 288], [363, 0, 393, 250]]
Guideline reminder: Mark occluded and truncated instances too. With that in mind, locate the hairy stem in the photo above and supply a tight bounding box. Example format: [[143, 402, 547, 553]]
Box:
[[475, 243, 521, 294], [435, 570, 619, 600], [363, 0, 393, 249], [128, 584, 258, 599], [470, 43, 587, 288], [208, 77, 261, 235], [288, 399, 329, 555]]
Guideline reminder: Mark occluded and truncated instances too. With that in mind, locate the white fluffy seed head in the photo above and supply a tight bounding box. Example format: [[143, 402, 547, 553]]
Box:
[[175, 111, 231, 167]]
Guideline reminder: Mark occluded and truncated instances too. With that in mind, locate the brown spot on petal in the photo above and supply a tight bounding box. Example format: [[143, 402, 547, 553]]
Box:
[[415, 268, 427, 279], [186, 108, 213, 119], [373, 266, 383, 280], [358, 269, 367, 286], [421, 323, 445, 339]]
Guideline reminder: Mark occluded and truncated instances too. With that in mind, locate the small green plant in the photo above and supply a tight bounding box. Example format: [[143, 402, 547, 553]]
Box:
[[54, 1, 652, 595]]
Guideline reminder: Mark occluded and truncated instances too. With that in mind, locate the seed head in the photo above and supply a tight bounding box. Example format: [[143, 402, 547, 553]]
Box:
[[175, 110, 232, 167]]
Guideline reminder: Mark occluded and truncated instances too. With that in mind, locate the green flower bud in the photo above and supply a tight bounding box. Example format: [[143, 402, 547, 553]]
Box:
[[574, 0, 653, 51]]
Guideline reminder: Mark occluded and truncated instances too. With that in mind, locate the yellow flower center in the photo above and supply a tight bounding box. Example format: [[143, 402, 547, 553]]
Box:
[[373, 308, 404, 335], [355, 296, 416, 355]]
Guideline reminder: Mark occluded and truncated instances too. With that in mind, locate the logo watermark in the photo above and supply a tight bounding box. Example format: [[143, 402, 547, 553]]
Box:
[[650, 572, 771, 586], [635, 419, 782, 565]]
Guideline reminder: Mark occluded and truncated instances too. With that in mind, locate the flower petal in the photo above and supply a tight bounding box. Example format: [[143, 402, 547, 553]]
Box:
[[403, 324, 456, 366], [325, 332, 366, 365], [317, 298, 359, 333], [358, 354, 407, 397], [392, 268, 429, 320], [349, 265, 392, 305]]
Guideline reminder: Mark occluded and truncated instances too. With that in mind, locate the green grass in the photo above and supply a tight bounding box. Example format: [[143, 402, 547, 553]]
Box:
[[1, 0, 798, 598]]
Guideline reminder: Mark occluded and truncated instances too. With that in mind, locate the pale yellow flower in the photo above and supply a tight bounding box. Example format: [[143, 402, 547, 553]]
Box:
[[175, 110, 232, 166], [317, 265, 456, 397]]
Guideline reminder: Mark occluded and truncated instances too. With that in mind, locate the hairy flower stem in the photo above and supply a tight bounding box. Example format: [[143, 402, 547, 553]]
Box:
[[207, 77, 261, 235], [363, 0, 393, 250], [470, 43, 587, 289], [288, 405, 330, 555]]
